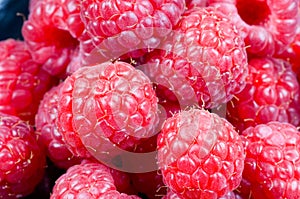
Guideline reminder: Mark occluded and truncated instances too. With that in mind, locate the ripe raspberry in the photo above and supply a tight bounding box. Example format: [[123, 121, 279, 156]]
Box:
[[162, 190, 181, 199], [185, 0, 207, 9], [0, 39, 57, 124], [162, 190, 243, 199], [50, 160, 140, 198], [141, 6, 248, 109], [22, 0, 84, 77], [35, 82, 82, 170], [157, 108, 245, 199], [79, 0, 186, 63], [0, 113, 46, 198], [29, 0, 40, 11], [226, 57, 300, 133], [57, 61, 159, 159], [276, 14, 300, 81], [208, 0, 299, 56], [239, 121, 300, 198]]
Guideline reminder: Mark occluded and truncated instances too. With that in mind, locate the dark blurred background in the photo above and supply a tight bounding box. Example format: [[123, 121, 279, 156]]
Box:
[[0, 0, 30, 40]]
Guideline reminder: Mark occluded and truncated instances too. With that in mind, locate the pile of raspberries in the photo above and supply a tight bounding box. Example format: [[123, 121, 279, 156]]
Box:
[[1, 0, 300, 199]]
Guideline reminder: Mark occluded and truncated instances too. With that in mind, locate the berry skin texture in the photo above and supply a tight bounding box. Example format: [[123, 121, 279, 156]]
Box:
[[277, 15, 300, 82], [185, 0, 207, 9], [226, 57, 300, 133], [162, 190, 243, 199], [208, 0, 299, 57], [0, 39, 57, 124], [157, 108, 245, 199], [35, 82, 82, 170], [0, 113, 46, 199], [79, 0, 186, 63], [141, 6, 248, 109], [22, 0, 84, 77], [57, 61, 159, 159], [50, 160, 140, 199], [239, 122, 300, 199]]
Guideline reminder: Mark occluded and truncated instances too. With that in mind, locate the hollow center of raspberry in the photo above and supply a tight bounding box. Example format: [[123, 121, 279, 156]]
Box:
[[47, 28, 79, 49], [236, 0, 271, 26]]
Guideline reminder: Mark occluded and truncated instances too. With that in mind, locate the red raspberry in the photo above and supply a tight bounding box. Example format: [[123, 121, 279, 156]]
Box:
[[277, 14, 300, 81], [0, 39, 57, 124], [0, 113, 46, 198], [35, 82, 82, 170], [29, 0, 40, 11], [162, 190, 243, 199], [22, 0, 84, 77], [50, 160, 140, 198], [157, 108, 245, 199], [162, 190, 181, 199], [239, 121, 300, 198], [57, 61, 159, 159], [141, 6, 248, 109], [79, 0, 186, 63], [185, 0, 208, 9], [226, 57, 300, 133], [208, 0, 299, 56]]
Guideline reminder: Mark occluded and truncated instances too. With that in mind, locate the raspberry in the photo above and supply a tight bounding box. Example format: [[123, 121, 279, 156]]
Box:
[[50, 160, 140, 198], [57, 61, 159, 159], [22, 0, 84, 77], [162, 190, 243, 199], [185, 0, 207, 9], [208, 0, 299, 56], [277, 14, 300, 81], [162, 190, 181, 199], [157, 108, 245, 199], [239, 121, 300, 198], [35, 82, 82, 169], [226, 57, 300, 133], [0, 39, 57, 124], [0, 113, 46, 198], [79, 0, 186, 63], [141, 6, 248, 109]]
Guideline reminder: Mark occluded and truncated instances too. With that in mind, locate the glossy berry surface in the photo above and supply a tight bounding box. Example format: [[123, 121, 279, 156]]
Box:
[[1, 0, 300, 198], [208, 0, 299, 57], [50, 160, 140, 198], [239, 121, 300, 198], [226, 57, 300, 133], [79, 0, 186, 63], [142, 6, 248, 109], [22, 0, 84, 77], [157, 108, 245, 199], [0, 38, 57, 124], [57, 61, 159, 158], [0, 113, 46, 198], [35, 82, 82, 169]]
